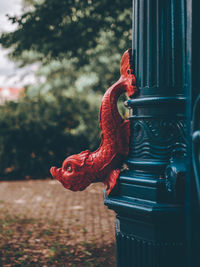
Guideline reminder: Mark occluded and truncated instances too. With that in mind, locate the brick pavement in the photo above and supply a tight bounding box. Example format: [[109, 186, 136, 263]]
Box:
[[0, 179, 116, 247]]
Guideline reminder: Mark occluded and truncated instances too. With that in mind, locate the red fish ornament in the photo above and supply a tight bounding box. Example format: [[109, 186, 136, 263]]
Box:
[[50, 49, 137, 195]]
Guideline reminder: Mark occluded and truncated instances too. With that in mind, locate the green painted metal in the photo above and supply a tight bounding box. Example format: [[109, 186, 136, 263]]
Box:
[[104, 0, 191, 266], [186, 0, 200, 266]]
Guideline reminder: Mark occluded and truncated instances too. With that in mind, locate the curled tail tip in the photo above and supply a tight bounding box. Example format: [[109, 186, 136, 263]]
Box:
[[50, 166, 56, 177], [120, 49, 138, 97], [121, 49, 133, 69], [126, 84, 138, 98], [104, 169, 120, 195]]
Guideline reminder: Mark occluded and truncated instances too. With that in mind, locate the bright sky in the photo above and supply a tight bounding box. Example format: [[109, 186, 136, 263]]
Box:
[[0, 0, 36, 87]]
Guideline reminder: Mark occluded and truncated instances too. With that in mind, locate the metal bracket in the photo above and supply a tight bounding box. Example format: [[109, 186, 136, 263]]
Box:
[[165, 150, 186, 203]]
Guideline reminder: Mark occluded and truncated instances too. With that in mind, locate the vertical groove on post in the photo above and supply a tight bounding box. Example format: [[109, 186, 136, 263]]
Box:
[[139, 0, 144, 87], [171, 0, 175, 87], [133, 0, 139, 77], [132, 0, 186, 95], [136, 0, 139, 80], [115, 233, 185, 267], [146, 0, 151, 86], [143, 0, 147, 87], [156, 0, 160, 88], [174, 1, 180, 89], [181, 0, 186, 90]]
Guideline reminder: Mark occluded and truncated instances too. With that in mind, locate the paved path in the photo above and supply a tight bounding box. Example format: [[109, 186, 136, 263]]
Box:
[[0, 180, 116, 247]]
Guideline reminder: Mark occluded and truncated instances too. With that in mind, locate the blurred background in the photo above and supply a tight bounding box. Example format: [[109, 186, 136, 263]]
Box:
[[0, 0, 132, 181], [0, 1, 132, 266]]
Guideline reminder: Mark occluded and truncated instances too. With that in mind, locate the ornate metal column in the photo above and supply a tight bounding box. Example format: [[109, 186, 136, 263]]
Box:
[[104, 1, 187, 266]]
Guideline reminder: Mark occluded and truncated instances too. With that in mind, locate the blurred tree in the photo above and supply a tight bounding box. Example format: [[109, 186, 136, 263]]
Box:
[[1, 0, 132, 93], [0, 0, 132, 179], [0, 95, 100, 179], [1, 0, 132, 63]]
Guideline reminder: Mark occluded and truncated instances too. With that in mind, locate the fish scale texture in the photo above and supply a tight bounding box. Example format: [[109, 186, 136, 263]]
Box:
[[50, 49, 137, 195]]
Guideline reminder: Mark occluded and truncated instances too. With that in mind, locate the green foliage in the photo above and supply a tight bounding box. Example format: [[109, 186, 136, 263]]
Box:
[[0, 0, 132, 179], [0, 0, 132, 64], [0, 95, 100, 179], [1, 0, 132, 93]]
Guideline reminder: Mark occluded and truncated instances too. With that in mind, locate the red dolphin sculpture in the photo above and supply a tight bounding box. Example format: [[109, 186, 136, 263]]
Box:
[[50, 49, 137, 195]]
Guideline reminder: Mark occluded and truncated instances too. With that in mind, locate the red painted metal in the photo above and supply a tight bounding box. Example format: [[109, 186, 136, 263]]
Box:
[[50, 49, 137, 195]]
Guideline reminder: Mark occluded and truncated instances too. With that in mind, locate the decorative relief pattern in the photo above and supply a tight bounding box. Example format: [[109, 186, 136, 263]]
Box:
[[129, 118, 186, 160]]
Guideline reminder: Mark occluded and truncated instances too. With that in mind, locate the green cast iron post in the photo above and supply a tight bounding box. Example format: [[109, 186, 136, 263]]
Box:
[[105, 1, 188, 266], [186, 0, 200, 266]]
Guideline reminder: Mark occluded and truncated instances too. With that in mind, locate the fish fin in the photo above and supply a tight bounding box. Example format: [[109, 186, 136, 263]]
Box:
[[104, 169, 120, 195]]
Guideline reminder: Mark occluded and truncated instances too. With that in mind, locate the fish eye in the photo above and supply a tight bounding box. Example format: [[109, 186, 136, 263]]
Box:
[[66, 165, 72, 172]]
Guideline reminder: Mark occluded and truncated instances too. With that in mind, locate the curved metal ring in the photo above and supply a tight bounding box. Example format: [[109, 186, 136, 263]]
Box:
[[192, 95, 200, 203]]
